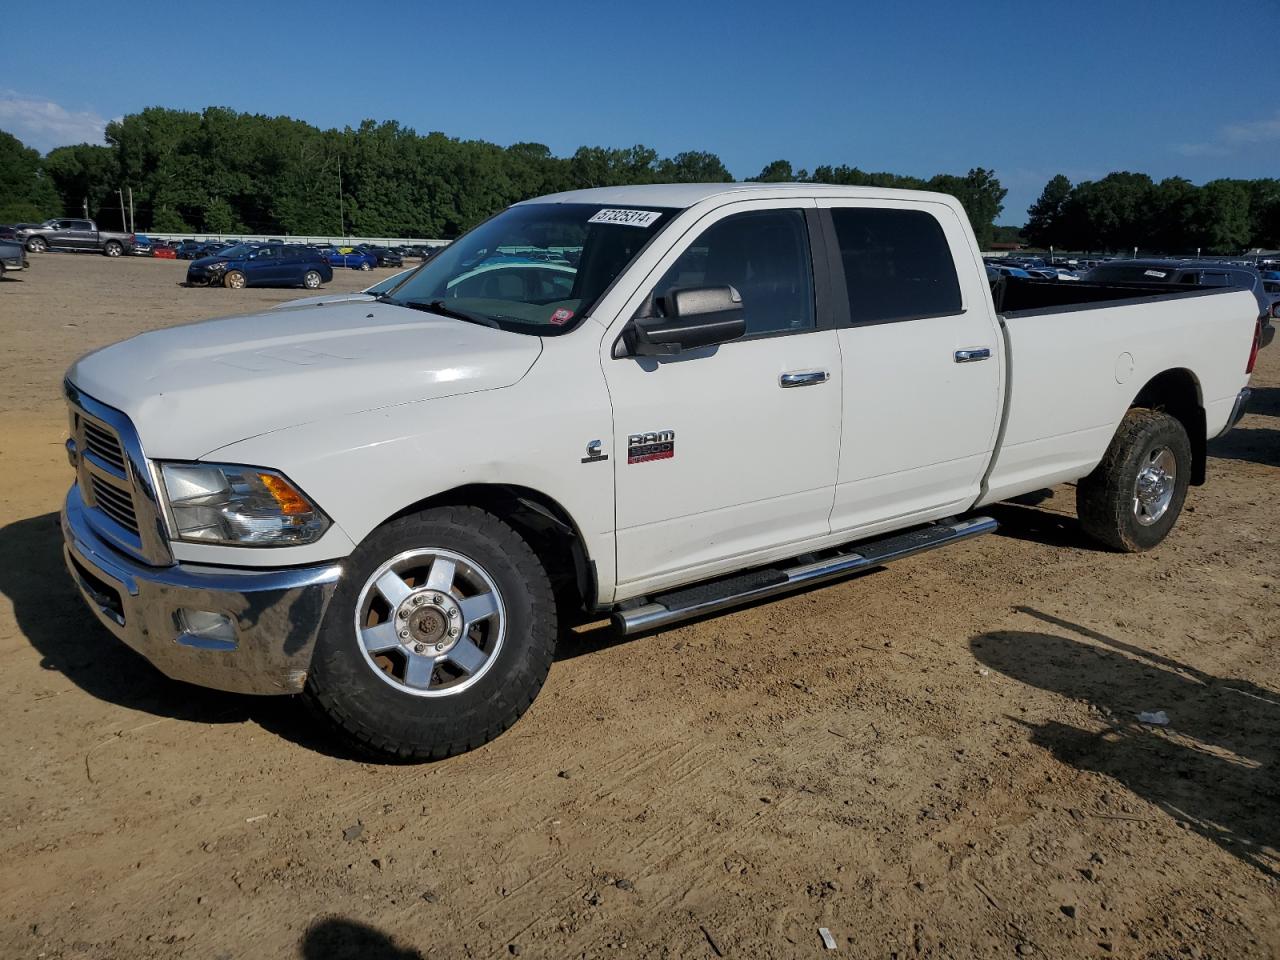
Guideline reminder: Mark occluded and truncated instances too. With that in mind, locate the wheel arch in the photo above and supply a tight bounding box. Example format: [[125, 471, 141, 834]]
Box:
[[382, 483, 599, 614], [1130, 368, 1206, 485]]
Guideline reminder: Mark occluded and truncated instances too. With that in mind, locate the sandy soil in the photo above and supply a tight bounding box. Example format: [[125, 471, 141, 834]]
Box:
[[0, 253, 1276, 959]]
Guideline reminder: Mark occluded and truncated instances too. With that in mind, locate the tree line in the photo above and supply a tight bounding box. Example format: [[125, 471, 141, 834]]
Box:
[[0, 105, 1008, 246], [1025, 172, 1280, 254]]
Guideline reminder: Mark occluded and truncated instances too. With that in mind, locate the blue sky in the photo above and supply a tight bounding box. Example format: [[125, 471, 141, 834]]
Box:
[[4, 0, 1277, 224]]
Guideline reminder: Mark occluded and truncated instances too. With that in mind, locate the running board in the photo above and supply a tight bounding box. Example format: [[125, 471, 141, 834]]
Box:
[[612, 516, 997, 635]]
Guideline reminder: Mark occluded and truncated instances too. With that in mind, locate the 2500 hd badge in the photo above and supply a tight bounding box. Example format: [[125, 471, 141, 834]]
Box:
[[627, 430, 675, 464]]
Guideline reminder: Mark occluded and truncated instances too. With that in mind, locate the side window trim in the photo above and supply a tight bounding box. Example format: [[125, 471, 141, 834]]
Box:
[[818, 206, 968, 330]]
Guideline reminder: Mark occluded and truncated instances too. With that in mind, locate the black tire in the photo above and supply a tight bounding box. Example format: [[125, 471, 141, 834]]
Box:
[[103, 240, 123, 257], [223, 269, 247, 290], [26, 237, 47, 253], [359, 260, 372, 271], [304, 506, 557, 760], [1076, 408, 1192, 552], [302, 270, 322, 289]]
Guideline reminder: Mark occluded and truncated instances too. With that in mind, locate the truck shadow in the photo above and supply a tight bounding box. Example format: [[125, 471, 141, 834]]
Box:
[[299, 917, 424, 959], [1208, 425, 1280, 467], [0, 512, 366, 760], [971, 607, 1279, 880], [985, 500, 1095, 551]]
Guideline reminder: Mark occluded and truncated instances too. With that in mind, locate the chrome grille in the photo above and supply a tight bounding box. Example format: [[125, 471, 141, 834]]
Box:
[[88, 473, 139, 533], [66, 381, 173, 566], [81, 417, 126, 472]]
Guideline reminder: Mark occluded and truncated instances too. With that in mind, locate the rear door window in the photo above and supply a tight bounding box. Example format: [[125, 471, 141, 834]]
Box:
[[830, 208, 962, 324]]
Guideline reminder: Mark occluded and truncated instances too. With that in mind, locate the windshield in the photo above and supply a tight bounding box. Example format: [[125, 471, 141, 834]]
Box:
[[218, 244, 255, 258], [383, 202, 677, 334]]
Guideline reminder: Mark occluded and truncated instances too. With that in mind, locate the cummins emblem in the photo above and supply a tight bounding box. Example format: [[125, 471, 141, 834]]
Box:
[[627, 430, 675, 464]]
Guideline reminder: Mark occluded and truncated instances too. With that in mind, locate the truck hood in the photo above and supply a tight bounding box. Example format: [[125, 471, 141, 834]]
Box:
[[67, 301, 543, 458]]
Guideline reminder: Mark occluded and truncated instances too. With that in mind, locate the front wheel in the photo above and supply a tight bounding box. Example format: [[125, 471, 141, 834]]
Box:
[[359, 261, 372, 271], [1076, 408, 1192, 552], [302, 270, 322, 289], [223, 269, 247, 290], [305, 506, 557, 760], [26, 237, 47, 253], [103, 241, 123, 257]]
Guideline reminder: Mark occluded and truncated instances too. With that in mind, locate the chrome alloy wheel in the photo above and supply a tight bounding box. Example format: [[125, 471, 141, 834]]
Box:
[[1133, 445, 1177, 526], [354, 548, 505, 697]]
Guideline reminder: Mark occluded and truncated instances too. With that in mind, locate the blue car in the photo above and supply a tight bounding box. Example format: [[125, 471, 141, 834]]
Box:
[[186, 243, 334, 289], [321, 246, 378, 271]]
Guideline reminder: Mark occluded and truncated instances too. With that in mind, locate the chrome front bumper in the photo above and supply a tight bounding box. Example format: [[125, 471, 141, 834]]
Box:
[[61, 486, 342, 694]]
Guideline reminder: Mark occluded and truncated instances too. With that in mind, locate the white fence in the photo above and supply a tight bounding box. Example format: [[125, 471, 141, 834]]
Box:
[[140, 232, 450, 248]]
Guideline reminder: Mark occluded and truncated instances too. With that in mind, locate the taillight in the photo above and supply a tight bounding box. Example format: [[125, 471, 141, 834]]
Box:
[[1246, 317, 1261, 374]]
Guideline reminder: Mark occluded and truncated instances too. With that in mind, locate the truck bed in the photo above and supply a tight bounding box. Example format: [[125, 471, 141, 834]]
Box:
[[992, 276, 1218, 315]]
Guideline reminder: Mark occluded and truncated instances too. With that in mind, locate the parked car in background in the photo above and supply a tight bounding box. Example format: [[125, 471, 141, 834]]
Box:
[[322, 246, 377, 271], [131, 235, 154, 256], [989, 264, 1033, 279], [1, 238, 29, 280], [152, 241, 177, 260], [14, 219, 134, 256], [186, 243, 334, 289], [273, 266, 417, 309], [359, 245, 405, 268], [175, 240, 211, 260]]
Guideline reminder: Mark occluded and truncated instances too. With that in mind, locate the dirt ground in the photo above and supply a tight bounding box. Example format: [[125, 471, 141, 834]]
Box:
[[0, 253, 1276, 960]]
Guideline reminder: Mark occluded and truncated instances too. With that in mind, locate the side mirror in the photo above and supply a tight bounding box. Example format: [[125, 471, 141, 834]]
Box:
[[624, 285, 746, 357]]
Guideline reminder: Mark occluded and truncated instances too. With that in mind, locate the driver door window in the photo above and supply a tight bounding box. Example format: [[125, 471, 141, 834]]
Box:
[[651, 209, 815, 336]]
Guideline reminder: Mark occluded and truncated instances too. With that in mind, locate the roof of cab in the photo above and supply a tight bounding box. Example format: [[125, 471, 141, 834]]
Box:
[[518, 182, 961, 210]]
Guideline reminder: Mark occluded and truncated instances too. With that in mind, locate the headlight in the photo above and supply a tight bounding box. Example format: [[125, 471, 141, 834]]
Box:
[[159, 462, 330, 546], [206, 261, 228, 272]]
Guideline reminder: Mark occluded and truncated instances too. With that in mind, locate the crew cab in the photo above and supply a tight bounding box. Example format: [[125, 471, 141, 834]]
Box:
[[59, 184, 1260, 760], [16, 218, 134, 256]]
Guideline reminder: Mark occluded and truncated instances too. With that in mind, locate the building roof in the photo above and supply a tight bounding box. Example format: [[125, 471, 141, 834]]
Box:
[[518, 182, 960, 210]]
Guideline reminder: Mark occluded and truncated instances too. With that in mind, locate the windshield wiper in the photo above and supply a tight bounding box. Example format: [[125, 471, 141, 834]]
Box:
[[399, 299, 501, 329]]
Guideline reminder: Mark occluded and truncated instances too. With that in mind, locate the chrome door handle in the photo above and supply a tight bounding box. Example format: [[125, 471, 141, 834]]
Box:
[[954, 348, 992, 363], [779, 370, 830, 388]]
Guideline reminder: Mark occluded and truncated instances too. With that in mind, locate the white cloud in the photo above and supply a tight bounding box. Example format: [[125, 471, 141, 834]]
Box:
[[1175, 111, 1280, 158], [0, 91, 113, 153]]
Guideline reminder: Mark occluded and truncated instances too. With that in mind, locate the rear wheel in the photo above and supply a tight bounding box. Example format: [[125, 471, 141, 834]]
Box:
[[303, 270, 322, 289], [103, 240, 123, 257], [305, 506, 557, 760], [223, 270, 247, 290], [359, 260, 372, 271], [26, 237, 47, 253], [1077, 408, 1192, 552]]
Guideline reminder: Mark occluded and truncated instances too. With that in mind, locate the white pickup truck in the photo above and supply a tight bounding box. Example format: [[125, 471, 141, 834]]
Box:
[[60, 184, 1260, 759]]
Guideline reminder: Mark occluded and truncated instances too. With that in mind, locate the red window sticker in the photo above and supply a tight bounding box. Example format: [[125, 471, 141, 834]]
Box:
[[549, 308, 575, 325]]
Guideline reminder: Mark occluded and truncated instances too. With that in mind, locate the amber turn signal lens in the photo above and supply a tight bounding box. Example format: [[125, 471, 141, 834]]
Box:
[[258, 473, 312, 515]]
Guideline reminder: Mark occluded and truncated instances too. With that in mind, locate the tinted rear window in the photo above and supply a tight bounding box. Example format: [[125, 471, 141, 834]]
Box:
[[830, 208, 962, 324]]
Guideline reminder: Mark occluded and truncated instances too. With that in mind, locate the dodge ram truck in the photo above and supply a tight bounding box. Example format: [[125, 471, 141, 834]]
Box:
[[59, 184, 1260, 759], [18, 218, 134, 256]]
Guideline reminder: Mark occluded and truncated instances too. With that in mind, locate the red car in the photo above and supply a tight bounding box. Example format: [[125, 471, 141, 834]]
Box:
[[152, 242, 177, 260]]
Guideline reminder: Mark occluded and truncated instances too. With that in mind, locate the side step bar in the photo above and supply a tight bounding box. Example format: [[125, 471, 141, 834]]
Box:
[[612, 515, 997, 635]]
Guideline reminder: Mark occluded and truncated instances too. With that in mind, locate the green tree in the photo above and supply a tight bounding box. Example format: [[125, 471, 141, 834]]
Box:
[[654, 151, 732, 182], [0, 130, 60, 222], [43, 143, 119, 220], [754, 159, 796, 182], [1024, 174, 1073, 248]]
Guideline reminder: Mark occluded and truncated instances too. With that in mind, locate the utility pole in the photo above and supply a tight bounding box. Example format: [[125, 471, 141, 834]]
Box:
[[117, 189, 127, 232], [128, 187, 135, 234], [83, 197, 89, 219]]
